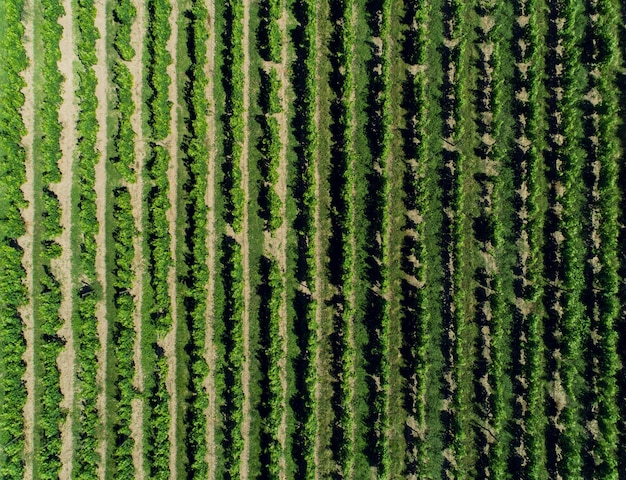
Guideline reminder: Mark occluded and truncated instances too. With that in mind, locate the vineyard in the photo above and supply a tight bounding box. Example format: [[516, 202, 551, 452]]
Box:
[[2, 0, 626, 478]]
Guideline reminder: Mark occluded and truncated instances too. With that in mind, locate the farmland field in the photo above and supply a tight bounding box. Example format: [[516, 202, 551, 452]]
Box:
[[2, 0, 626, 478]]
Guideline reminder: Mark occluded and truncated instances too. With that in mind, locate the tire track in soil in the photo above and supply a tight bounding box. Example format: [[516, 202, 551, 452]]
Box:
[[163, 0, 181, 477], [240, 0, 253, 476], [55, 0, 77, 476], [128, 0, 147, 477], [346, 4, 359, 475], [18, 1, 37, 476], [93, 1, 110, 477], [203, 0, 218, 478], [313, 2, 325, 476]]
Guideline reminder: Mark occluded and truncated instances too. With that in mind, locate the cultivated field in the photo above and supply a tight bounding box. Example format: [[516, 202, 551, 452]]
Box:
[[1, 0, 626, 478]]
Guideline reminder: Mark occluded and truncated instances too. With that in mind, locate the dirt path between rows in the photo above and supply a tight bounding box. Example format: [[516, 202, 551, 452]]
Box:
[[128, 0, 146, 477], [18, 2, 37, 477], [203, 0, 218, 477], [55, 0, 77, 477], [240, 0, 253, 477], [313, 2, 324, 477], [162, 1, 181, 478], [93, 1, 110, 477]]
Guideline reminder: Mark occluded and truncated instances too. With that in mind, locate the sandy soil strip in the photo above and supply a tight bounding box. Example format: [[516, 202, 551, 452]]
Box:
[[240, 0, 253, 477], [128, 0, 146, 477], [18, 2, 36, 477], [203, 0, 218, 477], [93, 1, 110, 477], [313, 2, 324, 476], [163, 1, 181, 478], [54, 0, 77, 477], [346, 4, 359, 474]]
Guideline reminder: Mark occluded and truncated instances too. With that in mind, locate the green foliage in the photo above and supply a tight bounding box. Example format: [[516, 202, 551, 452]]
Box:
[[111, 187, 137, 480], [72, 1, 104, 476], [183, 1, 211, 477], [258, 68, 283, 232]]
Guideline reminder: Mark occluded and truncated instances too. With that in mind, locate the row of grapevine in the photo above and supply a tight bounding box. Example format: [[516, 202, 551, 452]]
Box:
[[32, 1, 67, 477], [471, 2, 514, 477], [327, 0, 357, 476], [215, 2, 248, 477], [257, 68, 282, 231], [182, 0, 211, 477], [398, 0, 437, 475], [362, 0, 393, 475], [541, 0, 587, 476], [73, 0, 103, 476], [0, 0, 28, 478], [509, 0, 548, 476], [109, 0, 139, 477], [257, 0, 291, 475], [257, 256, 285, 477], [288, 0, 319, 477], [144, 0, 174, 477], [580, 0, 621, 476], [439, 0, 470, 475]]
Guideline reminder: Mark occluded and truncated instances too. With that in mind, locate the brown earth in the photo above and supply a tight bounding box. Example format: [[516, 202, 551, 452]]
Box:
[[93, 1, 110, 477], [240, 0, 253, 476], [55, 0, 77, 476], [164, 0, 181, 477], [203, 0, 218, 478], [128, 0, 147, 477]]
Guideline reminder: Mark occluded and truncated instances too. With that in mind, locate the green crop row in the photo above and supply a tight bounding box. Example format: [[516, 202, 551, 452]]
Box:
[[439, 0, 469, 475], [583, 0, 621, 476], [111, 61, 136, 183], [471, 3, 515, 477], [442, 0, 468, 477], [398, 0, 432, 475], [222, 0, 246, 233], [111, 187, 137, 480], [364, 1, 392, 475], [73, 1, 104, 476], [258, 68, 283, 232], [554, 0, 587, 476], [184, 1, 211, 477], [259, 257, 285, 478], [112, 0, 136, 62], [148, 356, 171, 480], [329, 0, 357, 475], [288, 0, 318, 476], [0, 1, 28, 477], [509, 1, 547, 476], [33, 1, 68, 477], [145, 1, 174, 477], [215, 238, 245, 479], [109, 3, 140, 477], [258, 0, 281, 63]]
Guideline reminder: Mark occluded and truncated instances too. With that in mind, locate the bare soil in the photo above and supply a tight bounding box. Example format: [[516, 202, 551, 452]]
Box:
[[164, 0, 181, 477], [240, 0, 253, 476], [54, 1, 77, 477], [18, 2, 36, 477], [128, 0, 147, 477], [313, 2, 324, 477], [93, 1, 110, 477], [203, 0, 218, 478]]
